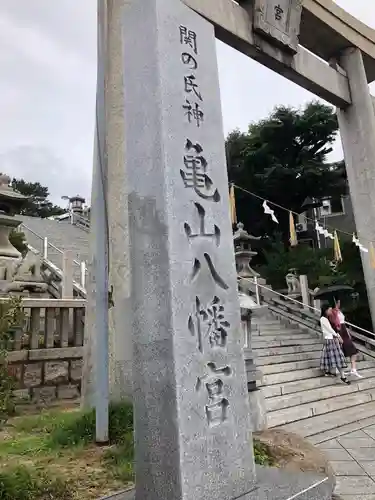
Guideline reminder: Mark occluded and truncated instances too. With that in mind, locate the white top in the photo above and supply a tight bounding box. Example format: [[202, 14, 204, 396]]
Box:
[[320, 316, 339, 340], [337, 310, 345, 324]]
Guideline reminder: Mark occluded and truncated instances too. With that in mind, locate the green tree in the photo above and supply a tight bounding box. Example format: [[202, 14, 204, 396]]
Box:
[[256, 236, 371, 331], [9, 230, 27, 256], [11, 179, 64, 218], [226, 101, 347, 238], [258, 238, 335, 290]]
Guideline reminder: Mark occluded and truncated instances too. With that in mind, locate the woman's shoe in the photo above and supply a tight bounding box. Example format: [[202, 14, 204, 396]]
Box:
[[341, 377, 351, 385], [350, 370, 363, 379], [324, 372, 335, 377]]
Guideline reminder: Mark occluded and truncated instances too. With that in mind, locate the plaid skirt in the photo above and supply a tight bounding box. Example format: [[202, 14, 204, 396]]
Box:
[[320, 339, 347, 372]]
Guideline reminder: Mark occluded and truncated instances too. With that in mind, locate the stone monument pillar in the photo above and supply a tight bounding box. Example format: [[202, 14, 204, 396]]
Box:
[[117, 1, 334, 498], [123, 0, 256, 497], [336, 47, 375, 331]]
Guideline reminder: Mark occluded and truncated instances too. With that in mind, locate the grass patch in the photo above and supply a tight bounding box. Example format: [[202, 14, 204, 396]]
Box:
[[102, 433, 135, 483], [49, 402, 133, 448], [0, 402, 134, 499], [253, 440, 275, 466], [9, 408, 79, 435], [0, 434, 49, 457], [1, 402, 275, 499], [0, 465, 73, 499]]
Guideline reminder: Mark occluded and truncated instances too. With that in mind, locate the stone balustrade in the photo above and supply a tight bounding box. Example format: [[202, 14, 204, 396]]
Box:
[[3, 298, 85, 404]]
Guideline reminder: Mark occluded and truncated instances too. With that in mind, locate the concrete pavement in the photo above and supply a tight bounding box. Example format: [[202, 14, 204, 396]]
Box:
[[318, 425, 375, 499]]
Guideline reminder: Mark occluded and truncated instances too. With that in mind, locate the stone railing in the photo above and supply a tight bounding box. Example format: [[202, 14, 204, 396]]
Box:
[[71, 212, 90, 232], [246, 278, 375, 357], [25, 243, 87, 299], [19, 222, 87, 298], [4, 298, 85, 404]]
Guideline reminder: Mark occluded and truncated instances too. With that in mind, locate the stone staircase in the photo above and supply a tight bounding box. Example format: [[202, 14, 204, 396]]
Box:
[[255, 314, 375, 445], [18, 215, 89, 284]]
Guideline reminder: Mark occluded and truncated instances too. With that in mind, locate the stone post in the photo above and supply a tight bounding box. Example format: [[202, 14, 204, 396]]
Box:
[[299, 274, 310, 310], [62, 250, 73, 298], [314, 299, 321, 313], [336, 47, 375, 331], [83, 0, 133, 407], [122, 0, 256, 497]]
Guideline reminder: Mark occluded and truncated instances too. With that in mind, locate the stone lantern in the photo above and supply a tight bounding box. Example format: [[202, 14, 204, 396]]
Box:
[[234, 222, 267, 431], [0, 175, 28, 262], [69, 195, 85, 215], [234, 222, 260, 280], [0, 175, 47, 296]]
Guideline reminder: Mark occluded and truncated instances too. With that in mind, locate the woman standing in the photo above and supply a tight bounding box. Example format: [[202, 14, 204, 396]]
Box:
[[320, 304, 350, 384], [332, 300, 362, 379]]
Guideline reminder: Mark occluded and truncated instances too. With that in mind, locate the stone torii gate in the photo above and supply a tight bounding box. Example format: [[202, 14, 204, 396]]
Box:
[[83, 0, 375, 407]]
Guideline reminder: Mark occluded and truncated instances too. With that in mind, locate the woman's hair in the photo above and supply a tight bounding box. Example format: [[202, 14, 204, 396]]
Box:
[[321, 303, 331, 318]]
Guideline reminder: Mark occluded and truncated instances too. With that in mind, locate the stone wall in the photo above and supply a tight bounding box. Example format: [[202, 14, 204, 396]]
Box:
[[8, 347, 83, 405], [1, 298, 86, 406]]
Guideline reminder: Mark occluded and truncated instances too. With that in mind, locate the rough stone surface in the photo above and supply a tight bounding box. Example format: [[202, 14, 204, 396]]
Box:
[[337, 47, 375, 332], [252, 0, 303, 54], [57, 384, 80, 400], [32, 386, 56, 404], [122, 0, 255, 498], [7, 364, 22, 383], [70, 359, 83, 382], [254, 428, 335, 482], [23, 363, 42, 387], [13, 388, 31, 402], [98, 466, 333, 500], [45, 361, 69, 384], [248, 389, 267, 432]]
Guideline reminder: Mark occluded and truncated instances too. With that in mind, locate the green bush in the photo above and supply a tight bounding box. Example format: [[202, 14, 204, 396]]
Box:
[[49, 401, 133, 448], [9, 231, 27, 257], [258, 239, 336, 290], [253, 440, 274, 466], [0, 298, 23, 427], [48, 402, 135, 484]]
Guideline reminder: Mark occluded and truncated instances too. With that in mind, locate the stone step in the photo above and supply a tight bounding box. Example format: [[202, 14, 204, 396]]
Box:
[[252, 338, 322, 349], [280, 401, 375, 440], [262, 373, 338, 398], [255, 344, 322, 357], [253, 320, 290, 326], [258, 350, 365, 367], [268, 386, 375, 428], [252, 328, 307, 336], [267, 375, 375, 412], [261, 359, 320, 375], [257, 351, 321, 366], [251, 323, 299, 332], [261, 368, 321, 386], [262, 366, 375, 398], [253, 334, 316, 343], [260, 360, 375, 386]]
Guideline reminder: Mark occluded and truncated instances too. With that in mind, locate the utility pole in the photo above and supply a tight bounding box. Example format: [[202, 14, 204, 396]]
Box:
[[92, 0, 109, 444]]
